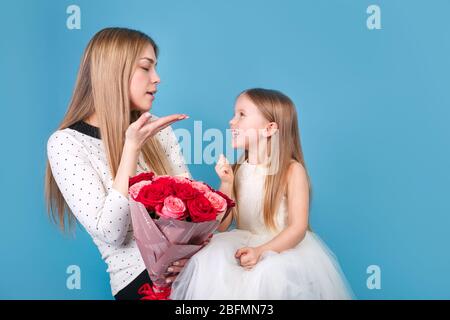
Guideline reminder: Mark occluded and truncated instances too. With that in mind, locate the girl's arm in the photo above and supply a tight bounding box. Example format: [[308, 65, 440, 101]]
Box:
[[215, 155, 235, 232], [236, 162, 309, 268], [217, 181, 234, 232]]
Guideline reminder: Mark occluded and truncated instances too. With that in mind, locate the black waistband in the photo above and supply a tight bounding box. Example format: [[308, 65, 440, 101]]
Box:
[[114, 269, 152, 300]]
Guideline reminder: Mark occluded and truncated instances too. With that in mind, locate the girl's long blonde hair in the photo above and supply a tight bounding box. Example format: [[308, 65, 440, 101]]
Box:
[[45, 27, 173, 232], [232, 88, 312, 232]]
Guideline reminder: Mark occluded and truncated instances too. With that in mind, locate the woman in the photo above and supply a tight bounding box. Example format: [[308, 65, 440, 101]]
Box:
[[45, 27, 191, 299]]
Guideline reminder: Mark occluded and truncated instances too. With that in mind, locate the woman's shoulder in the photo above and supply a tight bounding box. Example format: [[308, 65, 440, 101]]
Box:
[[48, 124, 102, 145], [47, 128, 77, 146], [47, 127, 92, 157]]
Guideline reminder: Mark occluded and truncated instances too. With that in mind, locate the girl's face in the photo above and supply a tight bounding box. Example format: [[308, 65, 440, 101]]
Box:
[[129, 44, 160, 112], [229, 94, 272, 149]]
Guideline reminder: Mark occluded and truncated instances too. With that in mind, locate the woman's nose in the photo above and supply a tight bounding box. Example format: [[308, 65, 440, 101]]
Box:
[[152, 70, 161, 84]]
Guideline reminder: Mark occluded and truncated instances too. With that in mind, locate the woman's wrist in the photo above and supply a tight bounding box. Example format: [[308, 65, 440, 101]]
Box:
[[124, 139, 140, 155], [112, 141, 140, 197]]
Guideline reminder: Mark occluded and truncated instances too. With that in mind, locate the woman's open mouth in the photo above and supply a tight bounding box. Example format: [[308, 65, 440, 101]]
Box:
[[146, 91, 155, 100]]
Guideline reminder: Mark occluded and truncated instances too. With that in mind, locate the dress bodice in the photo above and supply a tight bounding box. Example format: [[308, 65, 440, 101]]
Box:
[[235, 160, 288, 236]]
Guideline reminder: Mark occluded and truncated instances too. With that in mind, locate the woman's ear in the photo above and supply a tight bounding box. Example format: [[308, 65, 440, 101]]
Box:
[[263, 122, 278, 137]]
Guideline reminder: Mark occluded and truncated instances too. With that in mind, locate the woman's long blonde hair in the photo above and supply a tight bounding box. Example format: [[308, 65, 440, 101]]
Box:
[[45, 27, 173, 232], [232, 88, 312, 232]]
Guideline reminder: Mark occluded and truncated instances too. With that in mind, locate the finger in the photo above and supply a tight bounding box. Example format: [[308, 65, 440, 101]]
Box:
[[172, 258, 189, 267], [242, 259, 256, 268], [134, 112, 152, 129], [143, 115, 187, 135], [217, 154, 226, 166], [154, 114, 188, 129], [235, 248, 247, 258], [165, 275, 177, 284], [218, 154, 231, 167], [240, 256, 251, 266], [167, 265, 184, 273]]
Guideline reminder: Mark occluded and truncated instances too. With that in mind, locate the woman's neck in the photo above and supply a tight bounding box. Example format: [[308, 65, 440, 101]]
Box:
[[84, 113, 99, 127]]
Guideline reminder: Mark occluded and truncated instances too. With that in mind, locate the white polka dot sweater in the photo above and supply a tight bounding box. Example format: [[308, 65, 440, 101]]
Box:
[[47, 118, 191, 296]]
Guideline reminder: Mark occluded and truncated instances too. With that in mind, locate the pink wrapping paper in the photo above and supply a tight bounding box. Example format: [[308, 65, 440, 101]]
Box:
[[130, 199, 230, 287]]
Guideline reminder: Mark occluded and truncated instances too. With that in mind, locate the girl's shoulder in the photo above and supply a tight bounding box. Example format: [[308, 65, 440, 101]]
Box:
[[287, 159, 304, 171], [286, 160, 308, 185]]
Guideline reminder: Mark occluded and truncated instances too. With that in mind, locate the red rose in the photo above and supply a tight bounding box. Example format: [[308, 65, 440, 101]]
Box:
[[129, 180, 153, 199], [152, 176, 175, 185], [172, 182, 200, 201], [135, 182, 173, 209], [214, 190, 236, 208], [129, 172, 154, 187], [187, 194, 218, 222]]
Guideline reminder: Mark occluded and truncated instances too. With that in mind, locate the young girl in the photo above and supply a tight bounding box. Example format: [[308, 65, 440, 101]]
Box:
[[170, 88, 354, 299]]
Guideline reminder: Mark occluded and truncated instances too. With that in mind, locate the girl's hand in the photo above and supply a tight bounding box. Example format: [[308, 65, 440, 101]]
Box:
[[125, 112, 189, 151], [215, 154, 234, 185], [235, 246, 263, 270]]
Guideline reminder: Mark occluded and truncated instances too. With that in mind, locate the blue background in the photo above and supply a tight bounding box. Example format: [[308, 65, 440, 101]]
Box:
[[1, 0, 449, 299]]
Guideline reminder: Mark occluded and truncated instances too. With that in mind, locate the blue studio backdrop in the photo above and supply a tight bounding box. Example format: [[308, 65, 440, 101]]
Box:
[[1, 0, 449, 299]]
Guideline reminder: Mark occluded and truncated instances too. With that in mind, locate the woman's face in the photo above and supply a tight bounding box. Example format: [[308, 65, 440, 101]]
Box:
[[129, 44, 160, 112]]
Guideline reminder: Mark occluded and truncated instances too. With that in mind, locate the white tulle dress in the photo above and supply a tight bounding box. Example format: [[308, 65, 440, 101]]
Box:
[[170, 160, 354, 300]]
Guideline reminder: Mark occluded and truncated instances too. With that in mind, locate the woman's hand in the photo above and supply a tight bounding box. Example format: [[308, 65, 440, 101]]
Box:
[[164, 235, 212, 284], [215, 154, 234, 185], [112, 112, 188, 198], [125, 112, 189, 151], [235, 246, 263, 270], [164, 258, 189, 284]]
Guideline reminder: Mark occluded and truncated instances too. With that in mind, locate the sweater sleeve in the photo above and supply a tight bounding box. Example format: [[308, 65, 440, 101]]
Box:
[[47, 131, 131, 245]]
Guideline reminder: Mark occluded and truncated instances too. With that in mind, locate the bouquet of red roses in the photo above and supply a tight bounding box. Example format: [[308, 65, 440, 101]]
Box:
[[128, 172, 235, 300]]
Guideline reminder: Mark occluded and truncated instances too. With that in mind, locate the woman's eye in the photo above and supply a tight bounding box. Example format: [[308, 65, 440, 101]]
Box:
[[141, 67, 149, 71], [240, 112, 245, 117]]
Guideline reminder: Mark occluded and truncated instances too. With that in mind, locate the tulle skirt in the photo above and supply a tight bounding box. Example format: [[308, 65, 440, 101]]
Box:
[[170, 229, 354, 300]]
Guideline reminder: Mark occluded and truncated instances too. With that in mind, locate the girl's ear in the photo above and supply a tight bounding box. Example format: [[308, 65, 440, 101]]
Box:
[[263, 122, 278, 137]]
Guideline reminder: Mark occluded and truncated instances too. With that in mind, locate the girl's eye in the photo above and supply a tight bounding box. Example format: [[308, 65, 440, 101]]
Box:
[[141, 67, 150, 71], [240, 112, 245, 117]]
